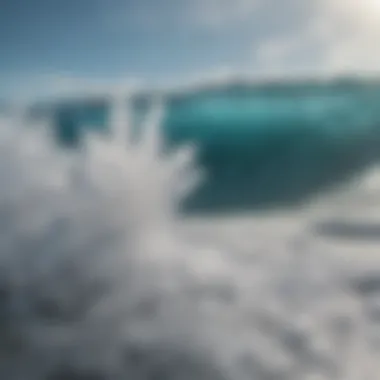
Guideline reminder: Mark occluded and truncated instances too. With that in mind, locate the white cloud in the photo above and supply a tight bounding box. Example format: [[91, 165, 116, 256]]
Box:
[[316, 0, 380, 72], [253, 0, 380, 76]]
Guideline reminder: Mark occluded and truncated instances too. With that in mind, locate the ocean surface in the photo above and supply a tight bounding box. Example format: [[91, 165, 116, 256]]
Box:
[[1, 80, 380, 379], [41, 79, 380, 212]]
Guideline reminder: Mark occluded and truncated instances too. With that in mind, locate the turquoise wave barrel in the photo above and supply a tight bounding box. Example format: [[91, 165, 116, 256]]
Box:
[[50, 81, 380, 213]]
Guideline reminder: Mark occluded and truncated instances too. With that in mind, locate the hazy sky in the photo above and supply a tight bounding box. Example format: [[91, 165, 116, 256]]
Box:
[[1, 0, 380, 100]]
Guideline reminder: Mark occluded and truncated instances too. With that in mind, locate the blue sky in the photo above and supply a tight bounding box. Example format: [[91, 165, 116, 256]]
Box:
[[1, 0, 380, 100]]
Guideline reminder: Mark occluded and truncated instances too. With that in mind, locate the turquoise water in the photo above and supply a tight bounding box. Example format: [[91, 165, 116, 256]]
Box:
[[47, 80, 380, 212]]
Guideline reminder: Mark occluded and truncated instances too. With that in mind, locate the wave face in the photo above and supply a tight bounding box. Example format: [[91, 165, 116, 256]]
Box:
[[42, 80, 380, 213], [3, 93, 380, 379]]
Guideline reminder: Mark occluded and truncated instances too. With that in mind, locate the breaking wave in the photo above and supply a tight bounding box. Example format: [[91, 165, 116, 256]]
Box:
[[1, 93, 380, 379], [44, 80, 380, 212]]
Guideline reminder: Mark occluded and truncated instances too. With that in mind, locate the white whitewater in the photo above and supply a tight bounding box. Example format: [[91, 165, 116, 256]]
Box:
[[0, 96, 380, 379]]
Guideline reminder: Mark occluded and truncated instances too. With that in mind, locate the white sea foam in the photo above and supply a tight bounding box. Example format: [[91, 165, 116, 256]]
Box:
[[1, 95, 380, 379]]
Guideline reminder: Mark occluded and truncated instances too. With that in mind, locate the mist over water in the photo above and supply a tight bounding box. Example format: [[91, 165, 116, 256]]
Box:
[[2, 86, 380, 379]]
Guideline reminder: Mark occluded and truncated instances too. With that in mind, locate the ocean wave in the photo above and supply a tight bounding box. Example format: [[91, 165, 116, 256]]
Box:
[[29, 79, 380, 213], [1, 94, 380, 379]]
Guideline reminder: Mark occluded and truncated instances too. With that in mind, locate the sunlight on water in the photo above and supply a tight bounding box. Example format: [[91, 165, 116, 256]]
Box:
[[1, 94, 380, 379]]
